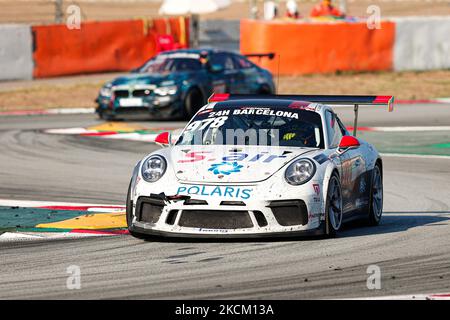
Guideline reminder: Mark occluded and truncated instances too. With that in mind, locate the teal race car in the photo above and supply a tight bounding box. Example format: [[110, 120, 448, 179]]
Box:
[[95, 49, 275, 120]]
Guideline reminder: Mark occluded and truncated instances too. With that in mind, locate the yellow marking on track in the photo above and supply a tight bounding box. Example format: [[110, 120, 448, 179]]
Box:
[[36, 211, 126, 230], [87, 122, 146, 132]]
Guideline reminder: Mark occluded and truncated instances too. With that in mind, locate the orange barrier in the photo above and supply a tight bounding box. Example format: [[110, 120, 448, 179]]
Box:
[[240, 20, 395, 75], [33, 17, 189, 78]]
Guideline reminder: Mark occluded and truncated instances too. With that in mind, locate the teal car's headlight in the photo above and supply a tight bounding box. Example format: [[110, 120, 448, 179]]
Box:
[[141, 155, 167, 182], [154, 86, 178, 96], [285, 158, 316, 185], [100, 85, 112, 97]]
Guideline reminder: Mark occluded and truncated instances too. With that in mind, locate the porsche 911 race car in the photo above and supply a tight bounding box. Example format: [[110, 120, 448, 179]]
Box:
[[126, 94, 394, 238], [96, 49, 275, 120]]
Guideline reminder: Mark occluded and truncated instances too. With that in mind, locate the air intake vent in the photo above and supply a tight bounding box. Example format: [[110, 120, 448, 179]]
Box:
[[179, 210, 253, 229], [253, 211, 268, 227], [184, 199, 208, 205], [220, 201, 246, 206], [268, 200, 309, 226], [136, 197, 164, 224]]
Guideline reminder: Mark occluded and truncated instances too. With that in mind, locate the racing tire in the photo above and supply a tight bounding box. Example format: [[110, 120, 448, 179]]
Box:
[[257, 84, 273, 95], [125, 180, 148, 240], [366, 164, 383, 226], [323, 173, 343, 237], [98, 109, 115, 121], [184, 88, 204, 119]]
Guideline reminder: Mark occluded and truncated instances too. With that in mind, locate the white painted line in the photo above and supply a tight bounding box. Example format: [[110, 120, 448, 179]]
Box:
[[46, 108, 95, 114], [44, 128, 95, 135], [0, 108, 95, 116], [0, 231, 109, 242], [101, 133, 159, 142], [349, 293, 450, 300], [372, 126, 450, 132], [381, 153, 450, 160], [0, 199, 124, 209]]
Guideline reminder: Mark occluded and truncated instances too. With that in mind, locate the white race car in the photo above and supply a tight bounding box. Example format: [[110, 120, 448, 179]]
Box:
[[126, 94, 394, 238]]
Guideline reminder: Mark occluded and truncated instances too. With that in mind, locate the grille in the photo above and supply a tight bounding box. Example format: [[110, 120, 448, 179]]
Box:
[[114, 90, 129, 98], [178, 210, 253, 229], [136, 197, 164, 224], [268, 200, 309, 226], [132, 89, 152, 97]]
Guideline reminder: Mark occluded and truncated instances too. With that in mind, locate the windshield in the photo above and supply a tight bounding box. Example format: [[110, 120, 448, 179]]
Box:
[[139, 53, 203, 73], [176, 101, 325, 148]]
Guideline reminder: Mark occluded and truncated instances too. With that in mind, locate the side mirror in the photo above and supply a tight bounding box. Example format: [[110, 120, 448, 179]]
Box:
[[338, 136, 360, 152], [155, 131, 171, 147], [209, 64, 224, 73]]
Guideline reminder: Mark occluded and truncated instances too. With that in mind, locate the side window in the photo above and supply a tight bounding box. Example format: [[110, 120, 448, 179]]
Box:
[[209, 53, 235, 70], [233, 55, 253, 69], [336, 116, 349, 136], [326, 111, 343, 148]]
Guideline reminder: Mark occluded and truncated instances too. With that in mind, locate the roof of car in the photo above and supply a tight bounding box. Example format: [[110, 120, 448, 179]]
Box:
[[158, 48, 235, 55]]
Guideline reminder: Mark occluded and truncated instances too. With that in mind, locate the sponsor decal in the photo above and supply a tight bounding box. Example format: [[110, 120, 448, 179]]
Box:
[[177, 151, 287, 164], [308, 212, 321, 219], [208, 161, 243, 175], [283, 133, 296, 141], [232, 107, 299, 119], [313, 153, 329, 164], [176, 185, 253, 200], [313, 184, 320, 195]]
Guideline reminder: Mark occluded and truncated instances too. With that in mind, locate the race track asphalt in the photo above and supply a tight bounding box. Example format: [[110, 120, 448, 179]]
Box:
[[0, 103, 449, 299]]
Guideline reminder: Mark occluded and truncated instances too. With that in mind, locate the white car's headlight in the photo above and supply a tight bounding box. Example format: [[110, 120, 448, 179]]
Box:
[[285, 158, 316, 185], [141, 155, 167, 182], [154, 86, 177, 96]]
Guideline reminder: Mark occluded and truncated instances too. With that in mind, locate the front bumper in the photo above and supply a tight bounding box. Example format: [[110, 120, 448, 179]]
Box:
[[97, 94, 184, 119], [129, 186, 325, 238]]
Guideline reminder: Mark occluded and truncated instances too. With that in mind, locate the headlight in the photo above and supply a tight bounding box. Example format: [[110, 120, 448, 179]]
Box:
[[285, 158, 316, 185], [100, 86, 112, 97], [154, 86, 177, 96], [141, 155, 167, 182]]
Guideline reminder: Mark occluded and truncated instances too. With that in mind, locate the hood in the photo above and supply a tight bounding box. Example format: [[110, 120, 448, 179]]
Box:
[[167, 145, 317, 184], [111, 72, 179, 87]]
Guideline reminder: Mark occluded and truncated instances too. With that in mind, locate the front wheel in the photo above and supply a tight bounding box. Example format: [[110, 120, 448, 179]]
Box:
[[323, 174, 343, 237], [367, 164, 383, 226]]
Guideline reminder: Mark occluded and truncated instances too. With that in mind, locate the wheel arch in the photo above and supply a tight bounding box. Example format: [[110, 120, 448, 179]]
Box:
[[321, 162, 340, 214]]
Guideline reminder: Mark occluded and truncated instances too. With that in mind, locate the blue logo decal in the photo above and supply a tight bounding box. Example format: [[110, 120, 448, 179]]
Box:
[[208, 161, 243, 175]]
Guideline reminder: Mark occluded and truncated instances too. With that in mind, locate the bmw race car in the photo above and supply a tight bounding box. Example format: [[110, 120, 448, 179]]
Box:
[[96, 49, 275, 120], [126, 94, 394, 239]]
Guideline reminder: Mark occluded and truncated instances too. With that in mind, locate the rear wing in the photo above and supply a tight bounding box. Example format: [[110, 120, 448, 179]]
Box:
[[244, 53, 275, 60], [208, 93, 394, 136]]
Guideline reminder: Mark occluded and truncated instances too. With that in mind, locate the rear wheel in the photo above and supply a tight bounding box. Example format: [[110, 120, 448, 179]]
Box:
[[367, 164, 383, 226], [184, 88, 204, 119], [258, 84, 272, 95], [323, 174, 343, 237]]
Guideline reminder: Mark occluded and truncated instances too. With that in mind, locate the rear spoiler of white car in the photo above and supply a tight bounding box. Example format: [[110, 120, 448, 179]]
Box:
[[208, 93, 394, 136]]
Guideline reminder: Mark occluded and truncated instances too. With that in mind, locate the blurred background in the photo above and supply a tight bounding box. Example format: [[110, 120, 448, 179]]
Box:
[[0, 0, 449, 111]]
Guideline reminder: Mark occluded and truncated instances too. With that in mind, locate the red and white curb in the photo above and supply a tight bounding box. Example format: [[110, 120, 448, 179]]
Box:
[[44, 127, 179, 142], [0, 199, 126, 242], [0, 199, 124, 212]]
